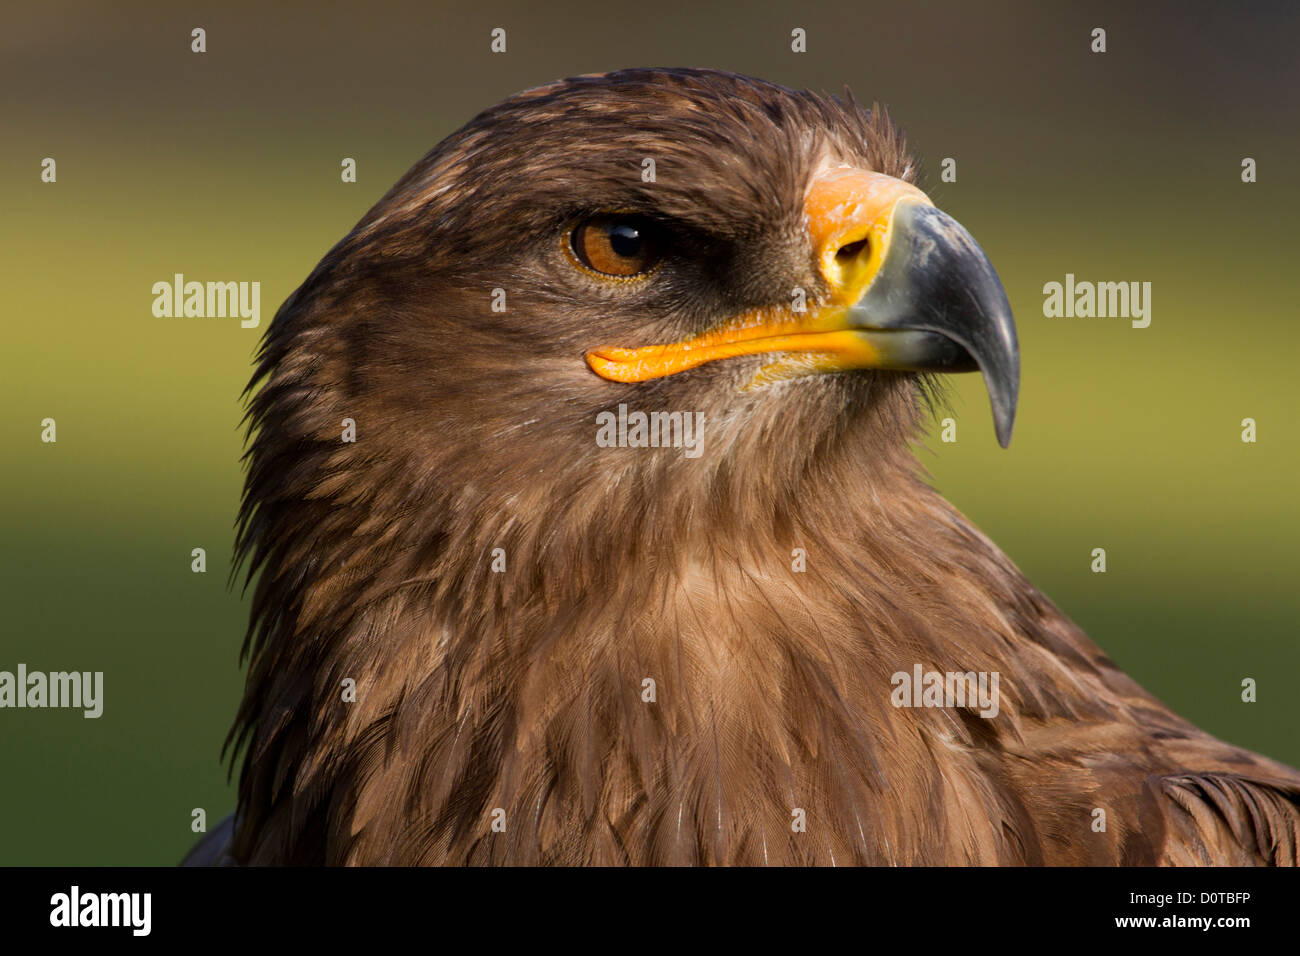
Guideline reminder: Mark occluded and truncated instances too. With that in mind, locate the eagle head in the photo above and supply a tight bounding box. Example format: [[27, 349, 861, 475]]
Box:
[[229, 68, 1023, 865]]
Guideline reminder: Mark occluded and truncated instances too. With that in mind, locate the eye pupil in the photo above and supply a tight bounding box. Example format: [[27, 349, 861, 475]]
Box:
[[607, 223, 642, 258], [571, 215, 660, 277]]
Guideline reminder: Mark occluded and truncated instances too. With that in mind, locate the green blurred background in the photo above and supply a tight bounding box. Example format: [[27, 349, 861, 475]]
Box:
[[2, 1, 1296, 864]]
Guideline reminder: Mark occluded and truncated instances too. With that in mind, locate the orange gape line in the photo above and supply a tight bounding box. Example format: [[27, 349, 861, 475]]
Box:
[[585, 308, 809, 382], [585, 316, 879, 383]]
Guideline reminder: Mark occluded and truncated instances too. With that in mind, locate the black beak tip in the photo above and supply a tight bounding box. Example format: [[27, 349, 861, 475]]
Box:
[[986, 345, 1019, 449], [995, 404, 1016, 448], [989, 344, 1019, 448]]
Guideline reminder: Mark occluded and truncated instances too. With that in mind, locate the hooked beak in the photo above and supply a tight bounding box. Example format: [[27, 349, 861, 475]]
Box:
[[585, 168, 1020, 447]]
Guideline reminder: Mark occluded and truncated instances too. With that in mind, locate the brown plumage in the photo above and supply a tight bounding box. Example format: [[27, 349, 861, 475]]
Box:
[[189, 68, 1300, 866]]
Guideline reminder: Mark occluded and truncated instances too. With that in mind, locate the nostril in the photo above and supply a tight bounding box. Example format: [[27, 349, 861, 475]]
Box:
[[836, 237, 870, 262]]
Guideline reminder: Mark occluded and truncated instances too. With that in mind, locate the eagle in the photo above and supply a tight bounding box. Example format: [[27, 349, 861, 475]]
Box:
[[187, 68, 1300, 866]]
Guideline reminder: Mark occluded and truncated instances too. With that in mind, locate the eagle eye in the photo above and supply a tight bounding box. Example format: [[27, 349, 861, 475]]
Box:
[[570, 215, 660, 278]]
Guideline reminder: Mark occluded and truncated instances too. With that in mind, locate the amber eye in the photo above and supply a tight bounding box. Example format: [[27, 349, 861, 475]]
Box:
[[570, 215, 660, 277]]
